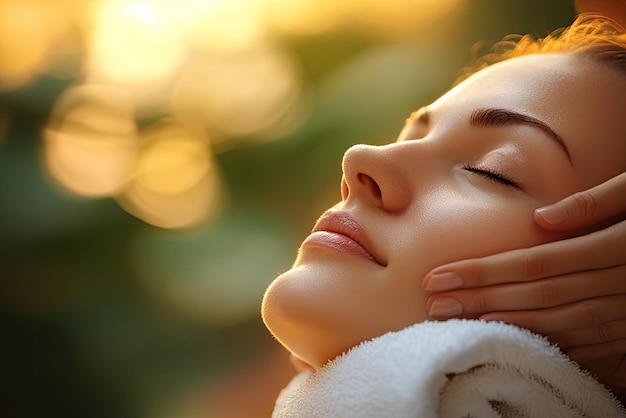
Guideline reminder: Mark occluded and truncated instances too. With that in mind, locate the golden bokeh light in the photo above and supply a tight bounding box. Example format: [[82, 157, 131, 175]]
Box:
[[262, 0, 464, 37], [172, 44, 302, 142], [118, 121, 221, 229], [0, 0, 76, 89], [22, 0, 463, 229], [133, 126, 210, 196], [152, 0, 268, 54], [87, 0, 184, 85], [44, 84, 138, 197]]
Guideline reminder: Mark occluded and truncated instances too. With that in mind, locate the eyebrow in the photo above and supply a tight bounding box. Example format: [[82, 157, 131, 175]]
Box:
[[470, 108, 573, 165]]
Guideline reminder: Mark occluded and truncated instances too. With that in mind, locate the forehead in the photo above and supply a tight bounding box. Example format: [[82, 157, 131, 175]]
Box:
[[431, 53, 626, 188], [433, 54, 610, 120]]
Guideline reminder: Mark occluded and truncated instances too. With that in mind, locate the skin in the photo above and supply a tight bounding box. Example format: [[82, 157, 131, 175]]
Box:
[[262, 52, 626, 369], [419, 3, 626, 396]]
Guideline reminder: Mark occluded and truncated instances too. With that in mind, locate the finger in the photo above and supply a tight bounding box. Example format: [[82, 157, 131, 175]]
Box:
[[535, 172, 626, 231], [422, 222, 626, 291], [565, 339, 626, 364], [425, 265, 626, 315], [478, 294, 626, 334], [550, 319, 626, 350]]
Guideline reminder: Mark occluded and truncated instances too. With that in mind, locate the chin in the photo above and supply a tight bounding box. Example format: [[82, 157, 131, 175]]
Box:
[[261, 290, 331, 367], [261, 275, 363, 368], [262, 265, 427, 365]]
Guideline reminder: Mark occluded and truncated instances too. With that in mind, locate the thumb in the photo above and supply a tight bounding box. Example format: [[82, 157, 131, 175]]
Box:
[[535, 172, 626, 231]]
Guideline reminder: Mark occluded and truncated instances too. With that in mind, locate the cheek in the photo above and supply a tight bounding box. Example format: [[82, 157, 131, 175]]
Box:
[[394, 190, 555, 272]]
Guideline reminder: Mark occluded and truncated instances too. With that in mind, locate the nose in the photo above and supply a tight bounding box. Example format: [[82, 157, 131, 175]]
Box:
[[341, 144, 412, 212]]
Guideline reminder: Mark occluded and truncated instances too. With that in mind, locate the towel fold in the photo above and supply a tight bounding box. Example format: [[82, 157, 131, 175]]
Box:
[[272, 320, 625, 417]]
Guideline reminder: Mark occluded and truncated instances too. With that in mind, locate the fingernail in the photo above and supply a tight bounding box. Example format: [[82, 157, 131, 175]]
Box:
[[423, 272, 464, 291], [536, 204, 569, 225], [428, 297, 462, 317]]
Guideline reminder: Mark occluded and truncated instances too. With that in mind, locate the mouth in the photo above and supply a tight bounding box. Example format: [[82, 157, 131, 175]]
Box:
[[301, 210, 386, 266]]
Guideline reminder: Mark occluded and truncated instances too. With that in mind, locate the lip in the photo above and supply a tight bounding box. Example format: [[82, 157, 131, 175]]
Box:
[[301, 210, 386, 266]]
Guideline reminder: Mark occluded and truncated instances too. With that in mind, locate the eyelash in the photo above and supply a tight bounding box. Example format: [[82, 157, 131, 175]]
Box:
[[463, 164, 520, 189]]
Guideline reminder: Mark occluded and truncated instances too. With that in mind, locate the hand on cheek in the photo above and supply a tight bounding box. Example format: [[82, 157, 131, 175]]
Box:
[[421, 173, 626, 392]]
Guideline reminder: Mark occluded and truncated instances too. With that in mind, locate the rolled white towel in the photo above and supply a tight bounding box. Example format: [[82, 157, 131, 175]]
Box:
[[272, 320, 625, 417]]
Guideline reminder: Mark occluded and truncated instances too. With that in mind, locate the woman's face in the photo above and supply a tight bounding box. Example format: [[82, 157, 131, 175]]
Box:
[[262, 53, 626, 368]]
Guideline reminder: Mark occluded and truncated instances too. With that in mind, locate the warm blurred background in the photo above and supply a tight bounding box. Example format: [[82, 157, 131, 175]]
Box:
[[0, 0, 576, 417]]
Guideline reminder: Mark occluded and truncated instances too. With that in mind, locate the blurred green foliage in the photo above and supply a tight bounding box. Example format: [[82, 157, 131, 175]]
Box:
[[0, 1, 575, 417]]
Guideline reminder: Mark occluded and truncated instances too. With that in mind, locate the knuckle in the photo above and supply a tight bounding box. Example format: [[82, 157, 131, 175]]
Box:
[[569, 191, 598, 222], [467, 261, 489, 287], [470, 292, 491, 313], [536, 280, 562, 307], [525, 252, 545, 280], [595, 323, 615, 344], [580, 303, 602, 327], [475, 268, 487, 287]]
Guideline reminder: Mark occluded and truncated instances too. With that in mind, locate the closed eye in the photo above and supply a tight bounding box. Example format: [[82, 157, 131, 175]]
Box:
[[463, 164, 520, 189]]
